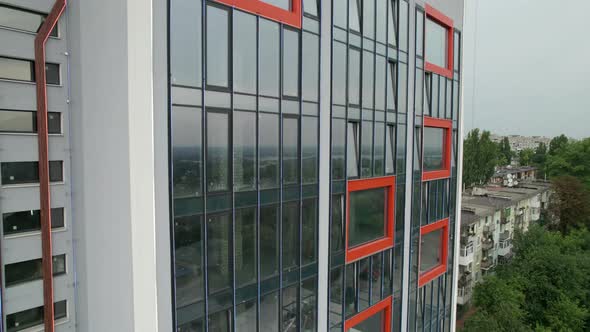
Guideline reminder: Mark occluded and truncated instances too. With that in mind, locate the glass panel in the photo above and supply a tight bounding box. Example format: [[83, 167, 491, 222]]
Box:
[[347, 310, 385, 331], [260, 205, 279, 279], [302, 199, 317, 265], [349, 188, 387, 247], [2, 208, 64, 235], [302, 117, 318, 184], [1, 161, 62, 185], [387, 0, 397, 47], [329, 267, 344, 327], [454, 32, 460, 72], [375, 0, 387, 43], [333, 42, 347, 105], [0, 57, 32, 81], [206, 5, 229, 88], [301, 277, 317, 331], [375, 56, 386, 111], [361, 121, 373, 177], [45, 63, 59, 85], [331, 195, 345, 253], [302, 32, 319, 102], [332, 119, 346, 180], [385, 125, 395, 174], [234, 11, 257, 94], [386, 62, 396, 111], [282, 202, 300, 272], [423, 127, 445, 171], [397, 62, 407, 112], [362, 0, 374, 39], [374, 122, 385, 176], [206, 111, 229, 192], [333, 0, 347, 28], [260, 19, 280, 97], [426, 18, 447, 68], [282, 284, 299, 331], [0, 5, 57, 36], [362, 51, 374, 109], [208, 310, 231, 331], [5, 254, 65, 287], [0, 110, 60, 134], [173, 106, 202, 197], [174, 215, 204, 320], [344, 264, 356, 318], [358, 257, 370, 311], [349, 0, 361, 32], [6, 301, 67, 332], [348, 48, 361, 105], [371, 253, 383, 304], [261, 0, 290, 11], [416, 10, 424, 57], [170, 0, 201, 87], [283, 28, 300, 98], [207, 213, 231, 294], [235, 208, 256, 287], [283, 116, 299, 185], [233, 111, 256, 191], [260, 291, 280, 331], [396, 124, 406, 173], [260, 113, 280, 189], [236, 299, 257, 332], [420, 229, 443, 273], [415, 69, 424, 115], [303, 0, 318, 16], [347, 122, 359, 178]]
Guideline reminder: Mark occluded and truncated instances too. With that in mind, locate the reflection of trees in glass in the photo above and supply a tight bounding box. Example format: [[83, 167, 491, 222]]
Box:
[[331, 195, 344, 253], [174, 215, 203, 308], [260, 114, 279, 189], [260, 205, 279, 279], [302, 117, 318, 184], [302, 199, 317, 265], [349, 188, 386, 247], [283, 117, 299, 185], [173, 148, 202, 197], [332, 119, 346, 180], [207, 214, 231, 294], [423, 127, 444, 171], [235, 208, 256, 286], [282, 202, 300, 272], [234, 111, 256, 191]]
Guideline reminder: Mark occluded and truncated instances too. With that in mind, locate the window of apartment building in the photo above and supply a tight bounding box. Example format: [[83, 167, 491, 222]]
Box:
[[0, 110, 61, 134], [206, 110, 230, 192], [172, 106, 202, 198], [422, 117, 452, 181], [346, 176, 395, 263], [0, 56, 59, 84], [259, 113, 280, 189], [425, 4, 454, 78], [2, 208, 65, 236], [347, 121, 360, 178], [418, 218, 449, 287], [6, 300, 67, 332], [233, 111, 256, 191], [1, 161, 63, 186], [344, 296, 392, 332], [214, 0, 302, 28], [170, 0, 201, 87], [0, 4, 58, 36], [4, 254, 66, 287]]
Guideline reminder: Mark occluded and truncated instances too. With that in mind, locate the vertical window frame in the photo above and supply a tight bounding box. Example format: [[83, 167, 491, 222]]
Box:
[[214, 0, 302, 29], [422, 116, 452, 181], [343, 296, 393, 331], [424, 4, 454, 79], [418, 217, 449, 287]]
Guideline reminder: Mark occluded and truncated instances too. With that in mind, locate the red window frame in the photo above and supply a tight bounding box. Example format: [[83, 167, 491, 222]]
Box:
[[215, 0, 302, 29], [418, 218, 449, 287], [422, 116, 452, 181], [425, 4, 454, 78], [346, 176, 395, 263], [344, 296, 393, 332]]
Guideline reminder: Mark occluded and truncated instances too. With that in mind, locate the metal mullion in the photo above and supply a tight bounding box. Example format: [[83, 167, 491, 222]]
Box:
[[229, 8, 236, 332], [379, 250, 385, 301], [278, 23, 284, 332], [367, 253, 373, 306], [202, 0, 209, 329], [354, 262, 360, 314], [297, 25, 304, 332], [255, 15, 261, 332]]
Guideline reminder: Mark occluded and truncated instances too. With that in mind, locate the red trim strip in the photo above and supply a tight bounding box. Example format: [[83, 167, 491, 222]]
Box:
[[425, 4, 454, 78], [344, 296, 393, 331], [422, 117, 452, 181], [34, 1, 66, 331], [418, 218, 449, 287], [215, 0, 302, 28]]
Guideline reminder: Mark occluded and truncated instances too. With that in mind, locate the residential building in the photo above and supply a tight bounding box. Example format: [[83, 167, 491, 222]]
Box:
[[490, 166, 538, 186], [0, 0, 464, 331], [490, 134, 551, 152]]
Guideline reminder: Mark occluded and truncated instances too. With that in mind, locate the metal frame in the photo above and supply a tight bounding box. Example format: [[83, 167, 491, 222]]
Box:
[[421, 116, 452, 181], [214, 0, 302, 28], [344, 295, 393, 331], [417, 217, 449, 287], [424, 4, 454, 79]]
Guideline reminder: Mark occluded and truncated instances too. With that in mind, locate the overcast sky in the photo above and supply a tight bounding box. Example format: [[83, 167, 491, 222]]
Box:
[[462, 0, 590, 139]]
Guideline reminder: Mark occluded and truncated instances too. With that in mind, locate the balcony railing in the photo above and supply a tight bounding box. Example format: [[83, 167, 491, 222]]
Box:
[[481, 258, 495, 270], [482, 239, 494, 251]]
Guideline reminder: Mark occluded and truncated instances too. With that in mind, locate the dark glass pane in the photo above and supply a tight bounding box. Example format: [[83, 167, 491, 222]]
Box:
[[397, 62, 407, 112], [174, 215, 203, 310], [235, 208, 256, 287], [331, 195, 344, 253], [0, 110, 60, 134], [282, 284, 299, 332], [260, 113, 279, 189], [170, 0, 201, 87], [399, 1, 408, 51], [347, 122, 359, 178], [207, 213, 231, 294], [302, 32, 319, 102], [415, 69, 424, 115], [282, 202, 300, 272], [387, 0, 397, 47], [283, 116, 299, 185], [0, 57, 32, 81], [302, 117, 318, 184], [0, 5, 57, 36], [416, 10, 424, 57], [349, 0, 360, 32], [371, 253, 383, 304], [45, 63, 60, 85], [333, 0, 347, 28], [233, 111, 256, 191], [206, 111, 229, 192], [329, 267, 344, 328], [344, 264, 356, 318], [260, 205, 279, 278], [420, 229, 442, 273], [348, 48, 361, 105], [424, 127, 445, 171], [236, 299, 257, 332], [362, 0, 374, 39], [374, 122, 385, 176], [384, 249, 394, 296], [426, 18, 447, 68], [2, 208, 64, 235], [375, 56, 386, 111], [283, 28, 300, 97], [301, 277, 317, 331], [414, 128, 422, 171], [234, 11, 257, 94], [260, 291, 279, 331], [362, 51, 374, 109], [5, 254, 65, 287], [333, 42, 347, 105], [6, 301, 67, 332], [376, 0, 387, 42], [303, 0, 318, 16], [349, 188, 386, 248], [302, 199, 317, 265], [332, 119, 346, 180], [259, 19, 280, 97], [454, 32, 460, 72], [1, 161, 62, 185], [396, 124, 406, 173], [261, 0, 290, 10], [173, 106, 202, 197], [206, 5, 229, 87], [385, 125, 395, 174], [386, 62, 396, 111], [361, 121, 373, 177], [208, 310, 231, 331], [347, 311, 385, 331], [358, 257, 370, 311]]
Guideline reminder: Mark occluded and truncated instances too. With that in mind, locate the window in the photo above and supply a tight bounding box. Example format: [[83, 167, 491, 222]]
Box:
[[233, 11, 257, 94], [170, 0, 201, 87], [233, 111, 256, 191], [259, 113, 280, 189], [260, 205, 279, 278], [425, 4, 454, 78], [172, 106, 202, 197], [235, 208, 256, 286], [302, 32, 319, 102], [303, 0, 318, 17], [360, 121, 373, 177], [259, 18, 280, 97], [362, 0, 374, 39], [349, 0, 361, 32], [348, 47, 361, 106], [0, 4, 58, 36], [346, 176, 395, 263], [0, 57, 59, 84], [374, 122, 385, 176], [207, 213, 231, 294], [206, 110, 230, 192], [206, 4, 230, 88], [6, 300, 67, 332], [344, 297, 392, 332], [418, 218, 449, 287], [282, 202, 300, 272], [387, 0, 397, 47], [332, 119, 346, 180], [0, 110, 61, 134], [2, 208, 65, 236], [173, 215, 204, 309], [386, 61, 396, 111], [283, 28, 300, 98], [1, 161, 63, 185], [302, 199, 318, 265], [347, 121, 360, 178], [422, 117, 452, 181], [302, 116, 318, 183], [385, 125, 395, 174], [282, 116, 299, 185], [362, 51, 374, 109], [214, 0, 302, 28], [5, 254, 66, 287]]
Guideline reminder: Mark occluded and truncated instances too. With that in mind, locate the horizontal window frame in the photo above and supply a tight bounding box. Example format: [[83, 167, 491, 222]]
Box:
[[422, 116, 452, 181], [418, 217, 449, 287], [424, 4, 454, 79], [0, 3, 58, 37], [344, 295, 392, 331], [0, 55, 61, 85], [0, 109, 62, 134], [214, 0, 302, 29], [4, 254, 66, 288]]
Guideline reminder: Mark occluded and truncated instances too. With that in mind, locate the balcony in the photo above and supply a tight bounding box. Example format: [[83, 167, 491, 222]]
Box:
[[500, 216, 510, 225], [458, 273, 473, 288], [483, 223, 496, 235], [457, 286, 473, 305], [481, 238, 494, 251], [459, 245, 475, 266], [480, 257, 495, 271]]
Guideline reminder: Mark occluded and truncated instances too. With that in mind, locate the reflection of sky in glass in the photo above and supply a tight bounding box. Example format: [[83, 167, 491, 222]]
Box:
[[426, 18, 447, 68], [423, 127, 444, 171], [420, 229, 442, 273]]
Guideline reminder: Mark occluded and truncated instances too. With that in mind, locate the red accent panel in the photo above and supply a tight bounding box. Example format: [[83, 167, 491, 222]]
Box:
[[425, 4, 454, 78], [34, 1, 66, 331], [344, 296, 393, 331], [215, 0, 302, 28], [418, 218, 449, 287], [422, 116, 452, 181], [346, 176, 395, 263]]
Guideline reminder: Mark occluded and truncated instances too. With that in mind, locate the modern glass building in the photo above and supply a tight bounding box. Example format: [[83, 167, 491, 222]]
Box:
[[0, 0, 463, 331]]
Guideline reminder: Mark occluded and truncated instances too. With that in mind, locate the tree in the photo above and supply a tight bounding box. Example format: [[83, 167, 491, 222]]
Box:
[[545, 138, 590, 190], [463, 129, 500, 187], [518, 148, 535, 166], [498, 137, 513, 164], [547, 175, 590, 234], [549, 134, 569, 155]]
